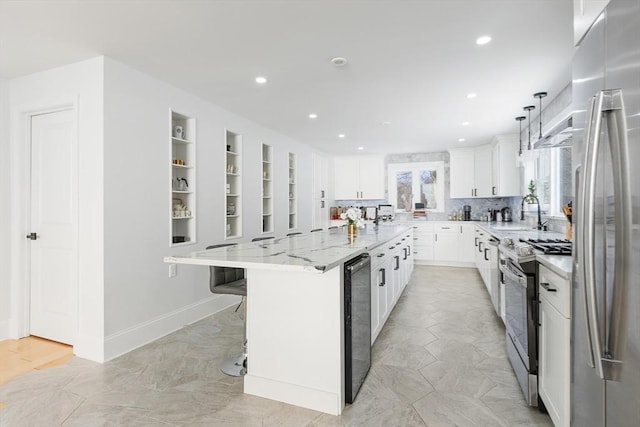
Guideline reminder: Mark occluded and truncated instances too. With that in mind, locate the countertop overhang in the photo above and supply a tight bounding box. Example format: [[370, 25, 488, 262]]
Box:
[[164, 224, 412, 273]]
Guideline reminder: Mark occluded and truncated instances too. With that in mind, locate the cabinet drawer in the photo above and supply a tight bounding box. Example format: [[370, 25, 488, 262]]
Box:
[[539, 264, 570, 318], [413, 244, 434, 260], [369, 244, 388, 265]]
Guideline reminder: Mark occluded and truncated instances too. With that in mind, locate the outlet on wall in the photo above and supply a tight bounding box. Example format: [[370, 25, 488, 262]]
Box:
[[168, 263, 177, 278]]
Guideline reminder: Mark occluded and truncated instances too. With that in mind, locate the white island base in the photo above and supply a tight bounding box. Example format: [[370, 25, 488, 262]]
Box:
[[244, 267, 344, 415]]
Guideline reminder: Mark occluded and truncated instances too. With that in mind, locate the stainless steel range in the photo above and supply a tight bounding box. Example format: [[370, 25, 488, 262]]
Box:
[[499, 237, 573, 407], [499, 239, 539, 406]]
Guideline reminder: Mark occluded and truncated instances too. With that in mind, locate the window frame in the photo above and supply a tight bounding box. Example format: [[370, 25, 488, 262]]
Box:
[[387, 161, 445, 213]]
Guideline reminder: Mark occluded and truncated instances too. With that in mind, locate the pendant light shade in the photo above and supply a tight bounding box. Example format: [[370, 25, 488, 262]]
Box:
[[523, 105, 536, 150], [534, 92, 548, 140], [515, 116, 526, 156]]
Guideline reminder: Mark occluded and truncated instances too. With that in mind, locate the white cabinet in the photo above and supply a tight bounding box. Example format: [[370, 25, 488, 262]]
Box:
[[412, 223, 434, 261], [370, 230, 414, 344], [538, 264, 571, 427], [433, 224, 458, 262], [225, 130, 242, 239], [334, 156, 385, 200], [458, 223, 476, 263], [449, 149, 475, 199], [449, 145, 492, 198], [171, 111, 196, 247], [473, 145, 493, 198], [450, 136, 520, 199], [312, 152, 329, 229], [491, 135, 521, 197]]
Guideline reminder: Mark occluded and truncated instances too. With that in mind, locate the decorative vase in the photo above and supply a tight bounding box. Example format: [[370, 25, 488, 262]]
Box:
[[347, 223, 357, 236]]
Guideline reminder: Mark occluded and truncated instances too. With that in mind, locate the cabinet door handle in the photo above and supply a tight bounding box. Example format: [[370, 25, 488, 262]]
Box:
[[403, 248, 407, 260], [377, 253, 385, 258], [394, 256, 400, 270], [379, 268, 386, 286], [484, 248, 489, 261], [321, 190, 325, 198], [541, 282, 557, 292], [389, 246, 395, 250], [471, 189, 474, 197], [474, 237, 478, 247], [478, 241, 483, 252], [492, 186, 497, 195], [441, 226, 451, 230], [435, 233, 438, 242]]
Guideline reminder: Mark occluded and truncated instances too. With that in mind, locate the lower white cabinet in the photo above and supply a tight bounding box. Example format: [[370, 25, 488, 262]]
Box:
[[413, 222, 475, 265], [370, 230, 413, 343], [538, 264, 571, 427]]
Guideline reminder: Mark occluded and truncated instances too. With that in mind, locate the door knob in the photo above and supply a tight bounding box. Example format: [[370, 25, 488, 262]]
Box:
[[26, 232, 38, 240]]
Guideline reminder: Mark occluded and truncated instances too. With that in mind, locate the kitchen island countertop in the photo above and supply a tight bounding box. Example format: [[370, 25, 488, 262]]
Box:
[[164, 224, 412, 273]]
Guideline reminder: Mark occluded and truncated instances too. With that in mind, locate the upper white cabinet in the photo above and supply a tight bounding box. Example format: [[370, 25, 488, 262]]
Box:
[[491, 135, 521, 197], [449, 145, 492, 198], [170, 110, 196, 247], [574, 0, 609, 45], [450, 135, 520, 199], [334, 156, 385, 200]]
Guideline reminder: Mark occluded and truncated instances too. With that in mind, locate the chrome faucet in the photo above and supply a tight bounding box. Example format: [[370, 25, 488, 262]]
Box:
[[521, 194, 543, 230]]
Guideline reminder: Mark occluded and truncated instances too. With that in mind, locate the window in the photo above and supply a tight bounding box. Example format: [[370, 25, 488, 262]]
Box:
[[522, 147, 572, 216], [388, 162, 445, 212]]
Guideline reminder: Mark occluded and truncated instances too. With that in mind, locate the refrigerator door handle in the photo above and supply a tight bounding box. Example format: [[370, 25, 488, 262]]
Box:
[[583, 91, 605, 379], [575, 163, 595, 369], [601, 89, 631, 381]]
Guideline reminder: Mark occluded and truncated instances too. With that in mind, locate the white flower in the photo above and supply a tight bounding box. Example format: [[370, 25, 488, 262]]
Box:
[[340, 208, 365, 228]]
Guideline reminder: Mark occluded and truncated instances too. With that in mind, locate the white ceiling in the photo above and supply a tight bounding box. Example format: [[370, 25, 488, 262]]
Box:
[[0, 0, 574, 155]]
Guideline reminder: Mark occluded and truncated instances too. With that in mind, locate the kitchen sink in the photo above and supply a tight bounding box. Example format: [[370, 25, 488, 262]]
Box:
[[490, 225, 531, 231]]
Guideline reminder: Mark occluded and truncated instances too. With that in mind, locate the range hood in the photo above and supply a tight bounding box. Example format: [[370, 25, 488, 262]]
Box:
[[534, 110, 573, 149]]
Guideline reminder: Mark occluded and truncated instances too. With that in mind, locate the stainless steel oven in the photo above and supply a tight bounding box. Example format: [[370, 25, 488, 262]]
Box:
[[499, 242, 539, 406]]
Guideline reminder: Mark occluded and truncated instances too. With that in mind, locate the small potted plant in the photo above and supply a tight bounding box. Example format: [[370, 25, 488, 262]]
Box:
[[340, 207, 364, 236], [525, 180, 537, 203]]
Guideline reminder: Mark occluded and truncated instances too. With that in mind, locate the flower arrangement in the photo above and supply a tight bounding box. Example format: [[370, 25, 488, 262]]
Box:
[[340, 207, 364, 228]]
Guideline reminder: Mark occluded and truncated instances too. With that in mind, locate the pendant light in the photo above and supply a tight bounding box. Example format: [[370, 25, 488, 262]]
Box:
[[515, 116, 526, 156], [534, 92, 548, 140], [523, 105, 536, 150]]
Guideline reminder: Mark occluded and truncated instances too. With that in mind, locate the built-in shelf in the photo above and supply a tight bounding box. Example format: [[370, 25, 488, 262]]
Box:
[[288, 152, 297, 230], [262, 143, 274, 233], [170, 110, 196, 247], [225, 130, 242, 239]]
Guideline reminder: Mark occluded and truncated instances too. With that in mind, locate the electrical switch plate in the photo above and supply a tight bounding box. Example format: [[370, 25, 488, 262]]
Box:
[[169, 264, 177, 278]]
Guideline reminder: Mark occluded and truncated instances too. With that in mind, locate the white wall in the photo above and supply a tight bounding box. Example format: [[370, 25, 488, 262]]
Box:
[[0, 78, 10, 339], [9, 58, 105, 360], [102, 58, 313, 360]]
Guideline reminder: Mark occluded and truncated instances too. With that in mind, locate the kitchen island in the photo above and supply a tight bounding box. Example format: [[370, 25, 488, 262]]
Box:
[[164, 224, 413, 415]]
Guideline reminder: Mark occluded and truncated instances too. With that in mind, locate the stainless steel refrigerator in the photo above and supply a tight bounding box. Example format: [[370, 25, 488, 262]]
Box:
[[571, 0, 640, 425]]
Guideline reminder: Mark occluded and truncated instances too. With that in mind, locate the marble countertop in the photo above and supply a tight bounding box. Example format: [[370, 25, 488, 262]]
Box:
[[164, 224, 412, 274]]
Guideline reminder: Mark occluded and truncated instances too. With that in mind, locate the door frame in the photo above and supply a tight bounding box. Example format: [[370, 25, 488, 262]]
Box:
[[10, 98, 79, 341]]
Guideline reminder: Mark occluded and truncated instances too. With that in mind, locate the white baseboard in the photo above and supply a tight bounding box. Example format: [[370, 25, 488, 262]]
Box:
[[245, 374, 342, 415], [103, 295, 239, 362], [74, 334, 105, 363], [414, 260, 475, 268], [0, 319, 9, 341]]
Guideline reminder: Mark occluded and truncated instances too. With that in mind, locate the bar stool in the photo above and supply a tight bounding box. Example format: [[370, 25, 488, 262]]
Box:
[[310, 228, 322, 232], [286, 232, 302, 236], [206, 243, 247, 376]]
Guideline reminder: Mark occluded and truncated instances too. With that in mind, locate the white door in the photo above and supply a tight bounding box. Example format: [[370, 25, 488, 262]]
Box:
[[29, 109, 77, 345]]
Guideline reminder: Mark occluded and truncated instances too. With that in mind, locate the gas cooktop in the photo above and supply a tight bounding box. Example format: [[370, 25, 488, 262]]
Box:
[[519, 238, 573, 256]]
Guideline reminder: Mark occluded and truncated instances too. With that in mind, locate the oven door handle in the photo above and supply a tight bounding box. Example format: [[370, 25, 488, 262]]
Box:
[[500, 263, 527, 288]]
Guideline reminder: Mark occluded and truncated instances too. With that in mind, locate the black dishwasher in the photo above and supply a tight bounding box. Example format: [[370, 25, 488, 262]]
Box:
[[344, 253, 371, 404]]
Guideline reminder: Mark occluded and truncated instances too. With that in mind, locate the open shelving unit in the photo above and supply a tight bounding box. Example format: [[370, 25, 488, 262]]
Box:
[[170, 110, 196, 247], [262, 143, 274, 233], [288, 152, 297, 230], [225, 130, 242, 239]]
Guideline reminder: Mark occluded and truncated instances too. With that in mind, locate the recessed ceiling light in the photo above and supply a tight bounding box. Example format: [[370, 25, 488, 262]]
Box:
[[331, 57, 348, 67], [255, 76, 267, 84], [458, 138, 466, 142], [466, 93, 477, 99], [381, 121, 392, 126], [462, 121, 470, 126], [308, 113, 318, 119], [357, 146, 364, 151], [338, 134, 346, 138], [476, 35, 492, 45]]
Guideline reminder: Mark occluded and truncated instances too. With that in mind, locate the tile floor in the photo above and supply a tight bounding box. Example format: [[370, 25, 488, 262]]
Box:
[[0, 266, 552, 426]]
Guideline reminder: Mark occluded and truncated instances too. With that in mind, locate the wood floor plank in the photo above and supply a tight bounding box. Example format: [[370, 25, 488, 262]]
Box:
[[0, 336, 73, 386]]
